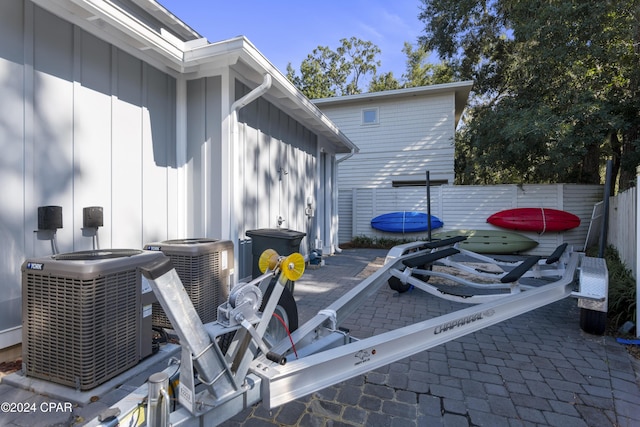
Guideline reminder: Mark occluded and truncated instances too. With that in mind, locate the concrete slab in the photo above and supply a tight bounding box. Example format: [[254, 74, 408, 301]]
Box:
[[2, 343, 178, 402]]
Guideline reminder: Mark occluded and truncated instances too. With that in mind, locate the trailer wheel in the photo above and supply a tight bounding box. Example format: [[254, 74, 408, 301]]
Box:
[[388, 276, 411, 293], [388, 264, 431, 293], [580, 308, 606, 335], [218, 279, 299, 353], [261, 279, 299, 347]]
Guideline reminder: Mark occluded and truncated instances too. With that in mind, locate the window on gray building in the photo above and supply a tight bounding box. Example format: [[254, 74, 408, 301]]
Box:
[[361, 107, 379, 125]]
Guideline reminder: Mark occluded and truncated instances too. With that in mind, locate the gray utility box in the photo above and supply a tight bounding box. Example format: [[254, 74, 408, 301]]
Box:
[[144, 239, 233, 329], [245, 229, 306, 279], [22, 249, 163, 390]]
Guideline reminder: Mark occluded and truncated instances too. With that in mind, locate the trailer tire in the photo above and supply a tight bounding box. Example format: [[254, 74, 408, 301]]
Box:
[[388, 265, 431, 293], [261, 279, 299, 346], [218, 279, 299, 354], [580, 308, 606, 335], [388, 276, 411, 293]]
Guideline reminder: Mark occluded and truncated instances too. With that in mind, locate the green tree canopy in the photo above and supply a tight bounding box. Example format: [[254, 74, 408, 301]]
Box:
[[366, 42, 455, 92], [401, 42, 454, 88], [420, 0, 640, 190], [368, 71, 402, 92], [287, 37, 455, 96], [286, 37, 381, 98]]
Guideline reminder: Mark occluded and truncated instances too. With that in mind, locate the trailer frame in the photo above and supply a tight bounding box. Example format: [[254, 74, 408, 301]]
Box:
[[86, 242, 607, 427]]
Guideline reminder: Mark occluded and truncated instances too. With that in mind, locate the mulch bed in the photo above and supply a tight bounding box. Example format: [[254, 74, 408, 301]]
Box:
[[0, 358, 21, 377]]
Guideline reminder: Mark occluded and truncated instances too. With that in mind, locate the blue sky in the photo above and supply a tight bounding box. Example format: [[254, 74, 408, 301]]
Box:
[[158, 0, 426, 81]]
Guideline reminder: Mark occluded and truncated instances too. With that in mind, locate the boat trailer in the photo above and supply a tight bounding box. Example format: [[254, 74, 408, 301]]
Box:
[[88, 238, 608, 426]]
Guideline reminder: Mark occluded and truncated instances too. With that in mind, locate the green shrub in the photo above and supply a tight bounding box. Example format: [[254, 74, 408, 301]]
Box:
[[349, 235, 415, 249], [603, 245, 636, 330]]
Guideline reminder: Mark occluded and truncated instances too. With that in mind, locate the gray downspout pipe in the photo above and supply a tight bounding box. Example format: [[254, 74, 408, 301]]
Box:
[[334, 149, 356, 253]]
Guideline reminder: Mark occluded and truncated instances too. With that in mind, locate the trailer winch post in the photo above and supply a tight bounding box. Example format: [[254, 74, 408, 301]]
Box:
[[147, 372, 170, 427], [598, 159, 612, 258], [140, 257, 237, 400]]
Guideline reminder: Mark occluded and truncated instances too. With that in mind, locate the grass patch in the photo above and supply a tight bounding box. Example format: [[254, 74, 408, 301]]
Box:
[[592, 245, 640, 360]]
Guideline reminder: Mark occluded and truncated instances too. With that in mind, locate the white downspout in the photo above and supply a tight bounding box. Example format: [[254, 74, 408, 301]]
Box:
[[336, 149, 356, 165], [231, 74, 272, 113], [229, 74, 272, 277], [333, 148, 357, 253], [175, 76, 188, 238]]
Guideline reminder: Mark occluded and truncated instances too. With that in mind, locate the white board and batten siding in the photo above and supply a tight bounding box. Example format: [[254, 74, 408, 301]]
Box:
[[339, 184, 604, 256], [235, 81, 318, 255], [8, 4, 180, 256], [0, 3, 179, 348]]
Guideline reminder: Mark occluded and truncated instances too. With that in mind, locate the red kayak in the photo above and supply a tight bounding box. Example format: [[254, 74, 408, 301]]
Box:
[[487, 208, 580, 233]]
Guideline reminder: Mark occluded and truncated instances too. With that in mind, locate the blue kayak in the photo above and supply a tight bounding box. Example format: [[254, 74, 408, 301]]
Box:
[[371, 212, 443, 233]]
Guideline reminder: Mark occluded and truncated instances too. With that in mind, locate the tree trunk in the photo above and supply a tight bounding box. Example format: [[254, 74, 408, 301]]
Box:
[[610, 132, 621, 195], [581, 142, 601, 184]]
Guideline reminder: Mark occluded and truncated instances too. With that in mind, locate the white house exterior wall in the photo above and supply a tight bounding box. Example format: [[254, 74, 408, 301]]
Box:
[[186, 75, 224, 239], [0, 2, 180, 348], [235, 80, 318, 257], [322, 93, 456, 188], [0, 0, 354, 351], [1, 3, 180, 262]]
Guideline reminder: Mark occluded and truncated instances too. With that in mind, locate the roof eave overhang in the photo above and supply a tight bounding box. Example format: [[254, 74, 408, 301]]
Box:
[[314, 81, 474, 128], [186, 38, 357, 154], [31, 0, 358, 154], [32, 0, 194, 74]]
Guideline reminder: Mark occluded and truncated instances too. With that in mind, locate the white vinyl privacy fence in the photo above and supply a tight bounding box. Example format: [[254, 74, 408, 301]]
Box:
[[605, 169, 640, 338], [338, 184, 604, 257], [608, 185, 637, 278]]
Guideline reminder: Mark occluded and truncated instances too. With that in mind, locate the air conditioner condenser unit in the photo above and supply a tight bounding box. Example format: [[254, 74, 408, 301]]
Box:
[[22, 249, 163, 390], [144, 239, 233, 329]]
